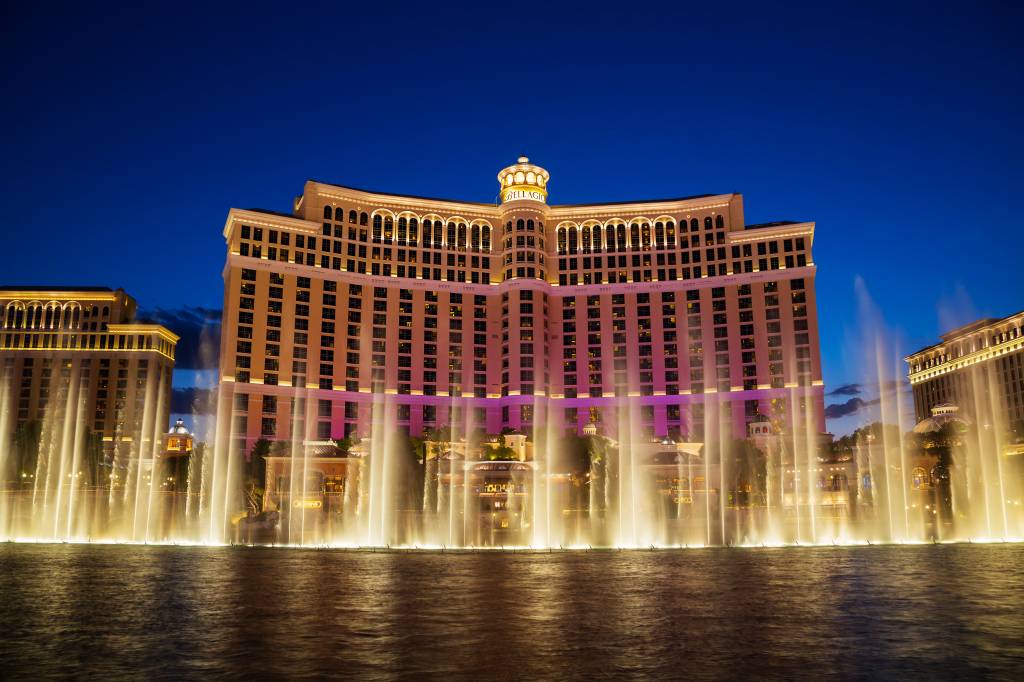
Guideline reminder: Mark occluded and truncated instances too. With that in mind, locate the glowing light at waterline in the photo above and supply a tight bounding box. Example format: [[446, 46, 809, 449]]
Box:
[[2, 288, 1022, 549]]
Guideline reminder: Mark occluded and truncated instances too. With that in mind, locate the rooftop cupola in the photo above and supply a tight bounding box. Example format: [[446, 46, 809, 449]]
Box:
[[497, 156, 549, 204]]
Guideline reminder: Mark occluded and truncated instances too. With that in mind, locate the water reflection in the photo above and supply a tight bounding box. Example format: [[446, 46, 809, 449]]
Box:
[[1, 544, 1022, 679]]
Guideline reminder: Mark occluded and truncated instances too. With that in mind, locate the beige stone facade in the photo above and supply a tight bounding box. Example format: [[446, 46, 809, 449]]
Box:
[[219, 158, 825, 449], [0, 287, 178, 455], [907, 311, 1024, 426]]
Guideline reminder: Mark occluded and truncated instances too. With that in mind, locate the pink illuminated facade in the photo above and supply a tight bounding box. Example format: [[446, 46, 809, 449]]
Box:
[[218, 158, 825, 449]]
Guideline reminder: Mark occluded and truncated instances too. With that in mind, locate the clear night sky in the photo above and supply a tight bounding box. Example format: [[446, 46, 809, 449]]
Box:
[[2, 2, 1021, 435]]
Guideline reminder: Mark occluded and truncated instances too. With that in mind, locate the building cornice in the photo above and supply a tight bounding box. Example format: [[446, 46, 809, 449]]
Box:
[[905, 310, 1024, 382], [906, 335, 1023, 384], [0, 290, 121, 302], [108, 323, 180, 344], [222, 208, 320, 240], [548, 194, 736, 220], [727, 222, 815, 245], [307, 183, 743, 222], [309, 181, 502, 219]]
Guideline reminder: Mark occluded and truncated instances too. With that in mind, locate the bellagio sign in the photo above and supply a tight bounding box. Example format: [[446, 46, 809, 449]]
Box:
[[502, 189, 545, 203]]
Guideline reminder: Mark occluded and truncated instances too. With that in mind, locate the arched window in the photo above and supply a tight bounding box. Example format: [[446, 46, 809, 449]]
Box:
[[349, 210, 358, 223], [605, 224, 615, 251], [516, 219, 525, 231], [423, 220, 433, 247], [447, 222, 456, 247], [457, 223, 467, 249], [335, 207, 344, 222], [704, 216, 713, 230], [715, 215, 725, 229], [526, 219, 534, 231], [592, 225, 602, 251], [557, 229, 567, 254], [433, 221, 443, 245], [630, 223, 640, 248], [383, 216, 394, 242], [71, 306, 80, 329], [690, 218, 699, 232], [372, 215, 383, 241], [408, 218, 418, 245], [640, 223, 651, 249], [581, 226, 591, 252], [568, 228, 578, 252], [655, 222, 665, 248], [470, 225, 480, 250], [666, 221, 676, 245], [616, 224, 626, 251], [360, 212, 368, 226], [323, 205, 332, 219], [482, 225, 491, 251], [397, 217, 407, 242]]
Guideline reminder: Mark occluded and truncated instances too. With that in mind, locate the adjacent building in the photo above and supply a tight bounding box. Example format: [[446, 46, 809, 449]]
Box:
[[218, 158, 825, 450], [906, 311, 1024, 427], [0, 286, 179, 456]]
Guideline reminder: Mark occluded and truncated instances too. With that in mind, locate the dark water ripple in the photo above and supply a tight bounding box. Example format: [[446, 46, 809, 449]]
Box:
[[1, 543, 1023, 680]]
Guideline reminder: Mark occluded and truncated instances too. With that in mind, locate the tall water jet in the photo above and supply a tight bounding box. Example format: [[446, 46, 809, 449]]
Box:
[[201, 384, 240, 544]]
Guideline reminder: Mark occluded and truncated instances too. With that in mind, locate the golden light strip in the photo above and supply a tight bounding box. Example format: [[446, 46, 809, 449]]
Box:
[[0, 292, 120, 301], [908, 338, 1024, 384]]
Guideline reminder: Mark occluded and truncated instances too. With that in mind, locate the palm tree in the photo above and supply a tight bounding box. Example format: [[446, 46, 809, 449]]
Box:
[[245, 439, 271, 513], [727, 438, 767, 506], [12, 420, 41, 486]]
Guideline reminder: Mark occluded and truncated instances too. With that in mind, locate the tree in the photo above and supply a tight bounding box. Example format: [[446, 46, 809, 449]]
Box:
[[424, 426, 452, 459], [558, 434, 591, 478], [466, 426, 487, 451], [248, 439, 271, 490], [12, 420, 41, 484], [407, 436, 427, 465], [334, 435, 361, 455], [557, 434, 594, 512], [487, 445, 516, 461], [726, 438, 767, 506], [84, 432, 105, 487]]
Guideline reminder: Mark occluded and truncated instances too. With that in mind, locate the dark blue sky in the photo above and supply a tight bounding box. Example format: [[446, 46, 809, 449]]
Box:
[[2, 2, 1021, 433]]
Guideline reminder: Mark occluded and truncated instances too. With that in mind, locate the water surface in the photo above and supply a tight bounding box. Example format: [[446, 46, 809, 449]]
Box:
[[1, 543, 1022, 679]]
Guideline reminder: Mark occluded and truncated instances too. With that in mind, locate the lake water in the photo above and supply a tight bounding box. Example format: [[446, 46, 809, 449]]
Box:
[[1, 543, 1022, 680]]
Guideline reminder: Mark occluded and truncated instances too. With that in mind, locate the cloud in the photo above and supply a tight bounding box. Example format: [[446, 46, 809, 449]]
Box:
[[824, 397, 880, 420], [140, 307, 221, 369], [170, 387, 218, 415], [827, 383, 862, 397]]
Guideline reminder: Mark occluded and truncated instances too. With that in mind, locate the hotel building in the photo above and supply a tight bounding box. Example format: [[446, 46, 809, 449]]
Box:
[[907, 311, 1024, 427], [218, 158, 825, 449], [0, 287, 178, 454]]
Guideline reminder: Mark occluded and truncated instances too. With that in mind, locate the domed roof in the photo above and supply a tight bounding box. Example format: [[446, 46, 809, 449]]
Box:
[[168, 418, 191, 435], [497, 157, 550, 203], [913, 403, 971, 434]]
